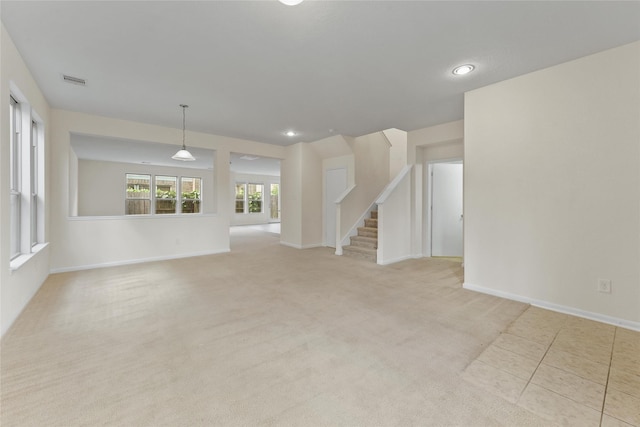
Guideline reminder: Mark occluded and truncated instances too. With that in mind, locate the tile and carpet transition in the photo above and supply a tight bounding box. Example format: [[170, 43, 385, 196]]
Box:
[[1, 226, 637, 426]]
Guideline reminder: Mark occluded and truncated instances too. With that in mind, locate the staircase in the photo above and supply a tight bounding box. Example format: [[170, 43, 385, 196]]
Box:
[[342, 210, 378, 262]]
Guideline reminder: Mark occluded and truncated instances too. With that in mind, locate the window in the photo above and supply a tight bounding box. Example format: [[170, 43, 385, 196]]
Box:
[[9, 96, 20, 259], [155, 176, 177, 214], [235, 182, 264, 214], [126, 174, 203, 215], [181, 177, 201, 214], [30, 120, 38, 246], [235, 184, 245, 213], [9, 93, 44, 263], [248, 183, 263, 213], [126, 174, 151, 214], [270, 183, 280, 220]]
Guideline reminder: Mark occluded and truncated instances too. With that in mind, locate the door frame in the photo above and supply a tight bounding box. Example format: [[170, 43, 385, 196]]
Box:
[[268, 182, 281, 223], [424, 158, 463, 257]]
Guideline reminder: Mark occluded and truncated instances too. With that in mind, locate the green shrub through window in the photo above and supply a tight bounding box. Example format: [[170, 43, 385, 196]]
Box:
[[126, 174, 202, 215], [235, 182, 263, 214]]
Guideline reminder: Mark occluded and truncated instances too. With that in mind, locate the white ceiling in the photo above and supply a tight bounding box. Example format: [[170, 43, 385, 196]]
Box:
[[70, 133, 215, 170], [230, 153, 281, 176], [70, 134, 281, 176], [3, 1, 640, 146]]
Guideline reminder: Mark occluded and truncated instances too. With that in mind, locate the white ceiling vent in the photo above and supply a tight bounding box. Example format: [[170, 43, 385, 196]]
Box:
[[62, 74, 87, 86]]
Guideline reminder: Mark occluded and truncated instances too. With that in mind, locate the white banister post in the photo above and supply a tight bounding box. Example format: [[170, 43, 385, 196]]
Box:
[[376, 203, 383, 264], [335, 203, 343, 255]]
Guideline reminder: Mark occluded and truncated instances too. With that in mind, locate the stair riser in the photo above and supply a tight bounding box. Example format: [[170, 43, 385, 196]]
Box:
[[357, 229, 377, 238], [343, 249, 377, 262], [350, 239, 377, 249], [364, 219, 378, 228], [370, 211, 378, 219]]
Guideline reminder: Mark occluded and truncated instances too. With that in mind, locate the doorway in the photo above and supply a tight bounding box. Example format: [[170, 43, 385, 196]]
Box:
[[324, 168, 348, 247], [430, 162, 463, 257], [269, 183, 280, 223]]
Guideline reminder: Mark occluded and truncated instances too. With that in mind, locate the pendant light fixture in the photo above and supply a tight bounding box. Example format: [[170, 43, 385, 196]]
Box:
[[172, 104, 196, 161]]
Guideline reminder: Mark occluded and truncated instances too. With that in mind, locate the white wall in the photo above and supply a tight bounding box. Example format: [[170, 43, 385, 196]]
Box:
[[69, 149, 78, 216], [50, 109, 285, 272], [464, 42, 640, 328], [280, 143, 304, 247], [0, 24, 51, 336], [407, 120, 463, 165], [281, 137, 359, 249], [338, 132, 391, 241], [280, 142, 323, 248], [384, 128, 408, 179], [301, 143, 323, 247], [322, 155, 354, 246], [421, 140, 464, 163], [77, 159, 215, 217], [231, 172, 280, 226], [377, 167, 412, 265]]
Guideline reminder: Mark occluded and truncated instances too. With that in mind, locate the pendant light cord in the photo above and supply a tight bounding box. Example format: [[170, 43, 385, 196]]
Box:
[[181, 104, 188, 150]]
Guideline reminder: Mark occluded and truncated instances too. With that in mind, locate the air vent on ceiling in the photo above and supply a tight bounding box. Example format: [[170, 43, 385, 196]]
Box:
[[62, 74, 87, 86]]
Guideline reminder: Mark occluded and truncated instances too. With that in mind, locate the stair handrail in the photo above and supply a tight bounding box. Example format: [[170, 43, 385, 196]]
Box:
[[335, 131, 404, 255], [376, 164, 412, 205], [334, 184, 355, 256], [335, 166, 412, 256], [334, 184, 356, 205]]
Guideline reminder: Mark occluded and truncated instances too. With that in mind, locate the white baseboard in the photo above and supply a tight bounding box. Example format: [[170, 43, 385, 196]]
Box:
[[377, 254, 413, 266], [279, 241, 323, 250], [280, 240, 325, 249], [50, 249, 230, 274], [463, 282, 640, 332], [279, 241, 301, 249]]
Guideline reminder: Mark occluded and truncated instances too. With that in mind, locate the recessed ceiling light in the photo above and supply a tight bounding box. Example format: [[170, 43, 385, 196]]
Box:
[[279, 0, 304, 5], [285, 130, 297, 137], [452, 64, 475, 76]]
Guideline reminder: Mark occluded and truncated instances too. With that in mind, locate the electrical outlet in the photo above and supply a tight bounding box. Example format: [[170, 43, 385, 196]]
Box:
[[597, 279, 612, 294]]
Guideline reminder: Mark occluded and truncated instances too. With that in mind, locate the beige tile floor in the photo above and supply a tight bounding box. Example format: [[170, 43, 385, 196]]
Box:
[[463, 307, 640, 426]]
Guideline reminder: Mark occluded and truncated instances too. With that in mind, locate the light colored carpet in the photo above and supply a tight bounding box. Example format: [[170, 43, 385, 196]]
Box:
[[1, 227, 546, 426]]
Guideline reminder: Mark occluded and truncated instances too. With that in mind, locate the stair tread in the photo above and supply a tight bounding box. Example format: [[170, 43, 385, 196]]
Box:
[[357, 226, 378, 231], [351, 236, 377, 242], [342, 245, 377, 262], [350, 235, 377, 249], [343, 245, 376, 254]]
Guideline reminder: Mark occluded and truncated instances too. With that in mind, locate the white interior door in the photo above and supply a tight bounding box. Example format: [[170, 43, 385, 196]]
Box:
[[431, 163, 463, 257], [325, 168, 347, 247]]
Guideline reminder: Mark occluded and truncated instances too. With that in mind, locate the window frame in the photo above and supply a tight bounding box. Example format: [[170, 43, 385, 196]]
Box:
[[235, 182, 264, 214], [9, 96, 21, 259], [155, 175, 178, 215], [235, 183, 246, 214], [125, 174, 203, 216], [247, 183, 264, 214], [180, 176, 202, 214], [30, 120, 38, 247], [125, 173, 152, 215], [9, 91, 45, 266]]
